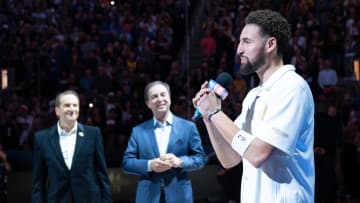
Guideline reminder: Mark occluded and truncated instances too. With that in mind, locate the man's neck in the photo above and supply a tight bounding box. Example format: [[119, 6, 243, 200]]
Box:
[[59, 121, 76, 132], [258, 57, 284, 83], [155, 112, 169, 123]]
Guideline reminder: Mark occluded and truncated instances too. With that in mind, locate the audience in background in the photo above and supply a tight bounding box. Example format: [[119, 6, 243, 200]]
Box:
[[0, 0, 360, 200]]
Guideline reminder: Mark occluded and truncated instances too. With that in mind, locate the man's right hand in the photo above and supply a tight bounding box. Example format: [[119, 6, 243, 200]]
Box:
[[150, 158, 172, 173]]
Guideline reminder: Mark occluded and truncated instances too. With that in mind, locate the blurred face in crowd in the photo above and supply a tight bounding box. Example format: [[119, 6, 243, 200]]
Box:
[[55, 93, 80, 127], [146, 83, 171, 121], [236, 24, 268, 75], [328, 106, 337, 117]]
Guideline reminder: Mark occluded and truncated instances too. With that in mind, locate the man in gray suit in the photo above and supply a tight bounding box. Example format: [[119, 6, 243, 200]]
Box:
[[32, 90, 112, 203], [122, 81, 207, 203]]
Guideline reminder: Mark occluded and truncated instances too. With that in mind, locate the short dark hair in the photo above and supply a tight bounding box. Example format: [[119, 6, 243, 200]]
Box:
[[144, 81, 171, 101], [55, 90, 80, 107], [245, 9, 291, 56]]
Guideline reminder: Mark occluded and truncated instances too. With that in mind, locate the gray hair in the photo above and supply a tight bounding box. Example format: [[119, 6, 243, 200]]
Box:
[[144, 81, 171, 101], [55, 90, 80, 107]]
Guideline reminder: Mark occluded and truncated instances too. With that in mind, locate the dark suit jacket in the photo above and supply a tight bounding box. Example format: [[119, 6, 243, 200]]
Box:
[[122, 115, 207, 203], [32, 123, 112, 203]]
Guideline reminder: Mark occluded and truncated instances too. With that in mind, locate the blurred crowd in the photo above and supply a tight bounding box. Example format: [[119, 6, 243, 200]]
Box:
[[0, 0, 195, 164], [0, 0, 360, 201]]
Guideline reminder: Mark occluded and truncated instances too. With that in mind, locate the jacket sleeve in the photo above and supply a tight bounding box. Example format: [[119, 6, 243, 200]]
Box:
[[94, 127, 112, 203], [122, 128, 150, 176], [32, 132, 46, 203], [180, 122, 207, 171]]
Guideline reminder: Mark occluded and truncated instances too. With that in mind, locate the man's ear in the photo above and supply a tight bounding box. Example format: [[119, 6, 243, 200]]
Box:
[[266, 37, 277, 53]]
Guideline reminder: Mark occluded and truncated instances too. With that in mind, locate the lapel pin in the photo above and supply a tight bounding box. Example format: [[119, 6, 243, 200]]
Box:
[[79, 132, 84, 137]]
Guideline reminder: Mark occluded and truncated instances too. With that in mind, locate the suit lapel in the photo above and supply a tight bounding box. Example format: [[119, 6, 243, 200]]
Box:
[[49, 125, 68, 169], [146, 120, 160, 157], [166, 116, 183, 153], [72, 123, 85, 167]]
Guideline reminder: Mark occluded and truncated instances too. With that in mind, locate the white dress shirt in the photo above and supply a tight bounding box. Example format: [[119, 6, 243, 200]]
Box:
[[154, 113, 173, 156], [147, 113, 173, 171], [58, 122, 78, 169]]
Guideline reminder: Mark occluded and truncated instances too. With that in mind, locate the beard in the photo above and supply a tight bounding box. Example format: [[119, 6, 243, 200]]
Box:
[[239, 49, 266, 76]]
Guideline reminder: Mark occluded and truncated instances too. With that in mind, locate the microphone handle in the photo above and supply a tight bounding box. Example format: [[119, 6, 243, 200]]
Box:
[[192, 109, 202, 121]]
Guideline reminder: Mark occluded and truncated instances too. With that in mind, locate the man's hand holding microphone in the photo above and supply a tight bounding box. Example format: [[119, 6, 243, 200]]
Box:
[[192, 72, 233, 122]]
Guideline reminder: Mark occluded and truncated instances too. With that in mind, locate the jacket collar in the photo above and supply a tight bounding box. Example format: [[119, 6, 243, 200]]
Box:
[[49, 123, 86, 170]]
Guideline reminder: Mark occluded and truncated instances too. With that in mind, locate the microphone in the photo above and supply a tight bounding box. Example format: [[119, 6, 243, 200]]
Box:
[[192, 72, 233, 121]]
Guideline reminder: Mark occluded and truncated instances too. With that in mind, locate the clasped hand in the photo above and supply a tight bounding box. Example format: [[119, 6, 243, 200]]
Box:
[[150, 153, 183, 173]]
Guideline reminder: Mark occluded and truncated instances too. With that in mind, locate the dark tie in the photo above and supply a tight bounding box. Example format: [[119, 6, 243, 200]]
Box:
[[242, 96, 259, 133]]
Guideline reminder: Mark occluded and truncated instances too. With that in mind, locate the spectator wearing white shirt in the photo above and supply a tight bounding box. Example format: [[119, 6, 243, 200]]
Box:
[[317, 57, 338, 94]]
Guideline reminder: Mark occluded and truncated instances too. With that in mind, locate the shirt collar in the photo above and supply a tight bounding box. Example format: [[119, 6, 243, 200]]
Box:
[[57, 121, 78, 136], [260, 65, 295, 91], [153, 112, 173, 128]]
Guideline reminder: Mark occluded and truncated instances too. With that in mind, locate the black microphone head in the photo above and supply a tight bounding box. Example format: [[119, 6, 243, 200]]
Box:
[[215, 72, 233, 91]]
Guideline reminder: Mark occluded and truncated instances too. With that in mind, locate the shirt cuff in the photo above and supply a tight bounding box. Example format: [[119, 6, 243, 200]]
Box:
[[147, 160, 152, 172]]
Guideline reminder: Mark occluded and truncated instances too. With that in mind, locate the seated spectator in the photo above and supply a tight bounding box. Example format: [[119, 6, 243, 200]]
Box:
[[318, 57, 338, 95], [200, 29, 217, 59]]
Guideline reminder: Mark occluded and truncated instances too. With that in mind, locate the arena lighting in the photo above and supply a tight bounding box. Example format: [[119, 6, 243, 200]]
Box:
[[100, 0, 115, 7], [354, 59, 360, 81], [1, 69, 8, 89]]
